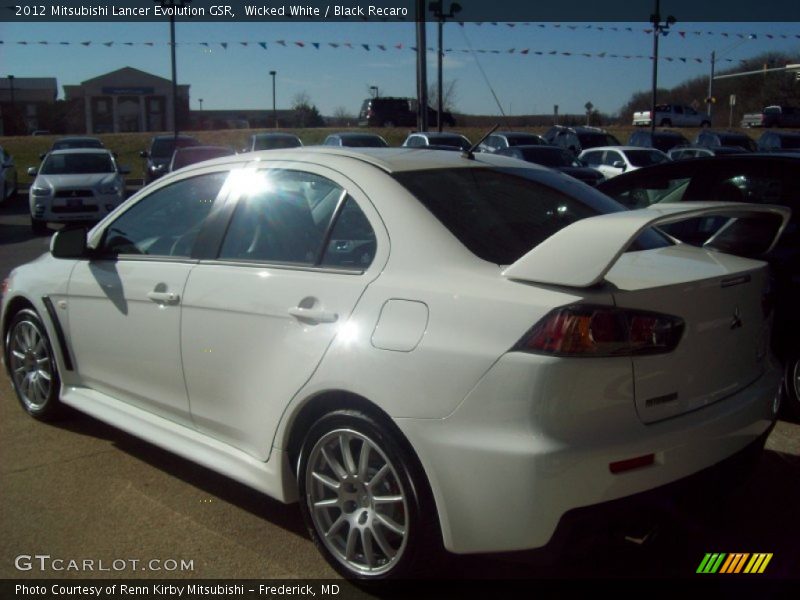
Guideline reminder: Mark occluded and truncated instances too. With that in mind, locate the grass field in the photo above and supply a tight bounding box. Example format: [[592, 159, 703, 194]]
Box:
[[1, 125, 760, 186]]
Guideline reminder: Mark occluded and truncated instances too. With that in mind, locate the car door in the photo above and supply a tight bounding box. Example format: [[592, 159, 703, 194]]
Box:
[[179, 164, 389, 460], [65, 169, 232, 423]]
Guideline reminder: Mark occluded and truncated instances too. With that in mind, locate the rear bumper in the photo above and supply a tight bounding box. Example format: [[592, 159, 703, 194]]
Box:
[[396, 354, 782, 554]]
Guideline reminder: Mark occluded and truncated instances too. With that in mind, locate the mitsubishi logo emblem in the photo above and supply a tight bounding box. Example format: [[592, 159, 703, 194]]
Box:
[[730, 307, 743, 330]]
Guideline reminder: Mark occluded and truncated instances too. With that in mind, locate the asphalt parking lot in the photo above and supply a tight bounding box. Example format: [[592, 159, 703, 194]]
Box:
[[1, 192, 800, 585]]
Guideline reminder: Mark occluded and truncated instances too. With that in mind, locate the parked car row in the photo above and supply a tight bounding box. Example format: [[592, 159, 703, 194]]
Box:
[[2, 145, 787, 581]]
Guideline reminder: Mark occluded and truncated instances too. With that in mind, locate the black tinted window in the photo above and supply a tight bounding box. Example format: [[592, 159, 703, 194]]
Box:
[[321, 197, 376, 270], [394, 168, 668, 265]]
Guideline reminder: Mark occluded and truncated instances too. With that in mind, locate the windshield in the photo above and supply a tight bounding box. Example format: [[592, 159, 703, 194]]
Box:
[[151, 137, 199, 158], [507, 135, 543, 147], [393, 167, 669, 265], [41, 153, 115, 174], [341, 136, 388, 147], [253, 136, 302, 150], [720, 136, 757, 152], [428, 136, 470, 150]]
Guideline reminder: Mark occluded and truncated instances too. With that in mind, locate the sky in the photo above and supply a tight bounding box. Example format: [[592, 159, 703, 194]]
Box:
[[1, 19, 798, 117]]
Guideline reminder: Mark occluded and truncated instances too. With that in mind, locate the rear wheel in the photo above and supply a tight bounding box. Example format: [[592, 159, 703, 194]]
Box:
[[5, 308, 63, 420], [783, 353, 800, 419], [298, 410, 439, 579]]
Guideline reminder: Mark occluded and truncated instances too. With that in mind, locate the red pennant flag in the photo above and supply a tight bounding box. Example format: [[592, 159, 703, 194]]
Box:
[[395, 43, 403, 49], [294, 41, 304, 47], [520, 49, 529, 54]]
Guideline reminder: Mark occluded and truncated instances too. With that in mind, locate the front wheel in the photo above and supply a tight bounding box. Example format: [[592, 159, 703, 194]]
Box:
[[298, 410, 439, 579], [5, 308, 64, 420]]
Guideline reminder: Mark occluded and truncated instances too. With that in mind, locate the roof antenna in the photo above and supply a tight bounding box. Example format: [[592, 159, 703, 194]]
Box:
[[463, 124, 499, 160]]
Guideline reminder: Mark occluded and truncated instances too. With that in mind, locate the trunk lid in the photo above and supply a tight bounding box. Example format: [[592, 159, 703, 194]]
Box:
[[607, 245, 771, 423]]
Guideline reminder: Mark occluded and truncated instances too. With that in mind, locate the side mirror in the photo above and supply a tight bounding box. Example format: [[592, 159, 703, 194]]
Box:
[[27, 167, 38, 176], [39, 153, 46, 160], [139, 150, 149, 158], [612, 161, 627, 171], [50, 227, 89, 259]]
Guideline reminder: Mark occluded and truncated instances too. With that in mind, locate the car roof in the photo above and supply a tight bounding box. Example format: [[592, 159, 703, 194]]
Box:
[[47, 148, 114, 156], [252, 132, 300, 138], [580, 146, 644, 153], [164, 147, 547, 175]]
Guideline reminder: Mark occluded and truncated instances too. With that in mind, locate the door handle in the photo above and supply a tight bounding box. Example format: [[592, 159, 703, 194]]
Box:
[[147, 291, 180, 305], [288, 306, 338, 324]]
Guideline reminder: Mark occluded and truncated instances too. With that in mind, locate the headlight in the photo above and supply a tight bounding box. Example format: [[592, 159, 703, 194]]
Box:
[[150, 164, 165, 173], [31, 186, 52, 196], [99, 184, 120, 195]]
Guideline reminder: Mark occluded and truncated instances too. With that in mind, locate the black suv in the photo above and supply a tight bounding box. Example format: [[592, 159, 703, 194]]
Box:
[[358, 97, 416, 128], [543, 125, 621, 156]]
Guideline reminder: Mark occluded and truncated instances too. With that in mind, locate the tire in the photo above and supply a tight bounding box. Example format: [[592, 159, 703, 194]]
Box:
[[4, 308, 64, 421], [783, 353, 800, 419], [298, 409, 440, 580], [30, 217, 48, 235]]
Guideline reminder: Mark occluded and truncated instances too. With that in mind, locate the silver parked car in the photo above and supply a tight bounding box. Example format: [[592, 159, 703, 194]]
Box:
[[27, 148, 128, 234]]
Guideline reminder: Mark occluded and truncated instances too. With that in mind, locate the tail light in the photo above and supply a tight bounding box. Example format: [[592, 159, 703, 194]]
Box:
[[515, 305, 684, 357]]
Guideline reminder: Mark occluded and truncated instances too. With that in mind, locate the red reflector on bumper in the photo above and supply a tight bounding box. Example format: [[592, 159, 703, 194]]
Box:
[[609, 454, 655, 474]]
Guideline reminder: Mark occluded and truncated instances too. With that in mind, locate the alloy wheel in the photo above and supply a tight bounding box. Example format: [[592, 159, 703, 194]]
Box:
[[305, 428, 409, 576]]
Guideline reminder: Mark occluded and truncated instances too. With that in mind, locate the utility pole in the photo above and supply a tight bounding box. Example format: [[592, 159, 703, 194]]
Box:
[[429, 1, 461, 131], [415, 0, 428, 131], [649, 0, 675, 134], [270, 70, 277, 127]]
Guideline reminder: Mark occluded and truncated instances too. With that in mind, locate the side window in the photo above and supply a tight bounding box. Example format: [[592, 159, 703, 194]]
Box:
[[320, 197, 377, 270], [219, 170, 345, 266], [603, 151, 622, 166], [102, 172, 227, 256], [675, 106, 684, 115], [582, 151, 602, 167]]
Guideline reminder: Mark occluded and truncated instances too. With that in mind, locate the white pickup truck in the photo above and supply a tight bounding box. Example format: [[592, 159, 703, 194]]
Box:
[[633, 104, 710, 128]]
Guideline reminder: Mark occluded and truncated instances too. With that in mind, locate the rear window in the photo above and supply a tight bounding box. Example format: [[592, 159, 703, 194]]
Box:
[[393, 168, 669, 265]]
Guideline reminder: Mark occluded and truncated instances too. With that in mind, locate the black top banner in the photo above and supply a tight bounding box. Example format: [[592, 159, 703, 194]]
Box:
[[3, 0, 800, 23]]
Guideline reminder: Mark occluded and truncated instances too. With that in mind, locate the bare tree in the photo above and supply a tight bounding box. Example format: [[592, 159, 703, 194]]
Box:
[[427, 79, 459, 112], [331, 106, 355, 127]]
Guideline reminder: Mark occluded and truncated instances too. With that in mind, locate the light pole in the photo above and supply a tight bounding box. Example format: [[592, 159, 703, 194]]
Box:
[[154, 0, 191, 140], [707, 35, 754, 122], [429, 1, 461, 132], [649, 0, 676, 135], [369, 86, 379, 98], [269, 70, 277, 128], [198, 98, 203, 110]]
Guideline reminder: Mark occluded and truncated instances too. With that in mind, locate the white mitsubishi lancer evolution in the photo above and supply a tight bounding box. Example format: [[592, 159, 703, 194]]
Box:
[[1, 147, 788, 579]]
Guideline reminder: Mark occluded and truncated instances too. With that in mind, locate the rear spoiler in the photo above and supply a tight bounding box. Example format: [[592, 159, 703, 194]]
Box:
[[501, 202, 791, 288]]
